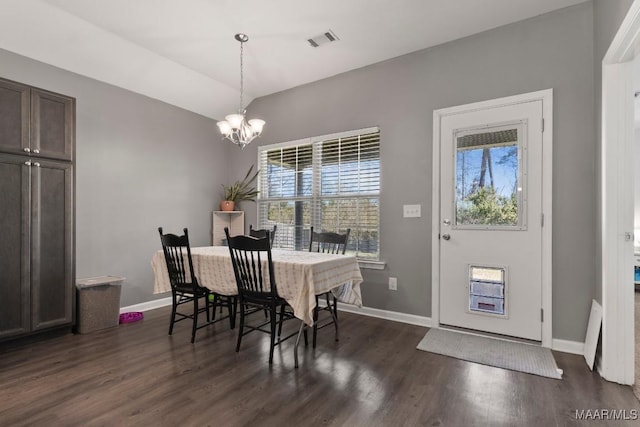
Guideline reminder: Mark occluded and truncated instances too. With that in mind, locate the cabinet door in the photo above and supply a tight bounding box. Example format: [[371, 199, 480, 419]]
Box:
[[0, 154, 31, 338], [30, 159, 73, 331], [0, 79, 30, 156], [31, 89, 75, 161]]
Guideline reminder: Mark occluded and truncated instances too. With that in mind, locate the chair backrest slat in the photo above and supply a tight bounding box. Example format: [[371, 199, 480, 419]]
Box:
[[158, 227, 198, 290], [226, 227, 278, 301], [249, 224, 277, 247], [308, 226, 351, 255]]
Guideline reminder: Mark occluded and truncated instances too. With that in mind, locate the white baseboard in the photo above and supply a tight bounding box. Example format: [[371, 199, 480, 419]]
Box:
[[122, 297, 432, 327], [551, 338, 584, 355], [123, 297, 584, 356], [334, 301, 431, 327], [120, 297, 171, 314]]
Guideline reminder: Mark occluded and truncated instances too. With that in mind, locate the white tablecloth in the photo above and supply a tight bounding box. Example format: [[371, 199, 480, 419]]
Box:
[[151, 246, 363, 326]]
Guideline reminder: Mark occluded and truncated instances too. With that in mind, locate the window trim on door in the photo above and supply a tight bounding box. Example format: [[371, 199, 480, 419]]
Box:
[[431, 89, 553, 348]]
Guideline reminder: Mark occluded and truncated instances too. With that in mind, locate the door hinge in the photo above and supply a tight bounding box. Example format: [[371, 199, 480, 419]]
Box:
[[541, 308, 544, 322], [541, 118, 545, 133], [541, 213, 544, 227]]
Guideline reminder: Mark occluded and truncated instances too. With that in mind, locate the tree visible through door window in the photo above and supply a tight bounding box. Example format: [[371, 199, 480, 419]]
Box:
[[454, 122, 525, 228], [257, 127, 380, 259]]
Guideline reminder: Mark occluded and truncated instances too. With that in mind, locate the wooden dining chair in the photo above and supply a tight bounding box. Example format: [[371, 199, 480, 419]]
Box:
[[158, 227, 236, 343], [248, 224, 278, 318], [308, 226, 351, 348], [225, 227, 306, 367], [249, 224, 277, 247]]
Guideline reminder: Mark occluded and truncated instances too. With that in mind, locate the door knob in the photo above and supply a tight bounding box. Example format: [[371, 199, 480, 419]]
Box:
[[442, 233, 451, 240]]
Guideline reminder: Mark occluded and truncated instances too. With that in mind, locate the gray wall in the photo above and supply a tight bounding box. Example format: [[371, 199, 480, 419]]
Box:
[[235, 3, 595, 341], [593, 0, 634, 302], [0, 48, 229, 306], [594, 0, 633, 67]]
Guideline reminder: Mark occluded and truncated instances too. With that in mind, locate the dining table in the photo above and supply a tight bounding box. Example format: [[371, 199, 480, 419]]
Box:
[[151, 246, 364, 326]]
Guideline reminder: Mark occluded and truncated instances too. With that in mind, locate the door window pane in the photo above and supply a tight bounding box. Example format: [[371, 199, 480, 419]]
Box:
[[454, 123, 525, 228]]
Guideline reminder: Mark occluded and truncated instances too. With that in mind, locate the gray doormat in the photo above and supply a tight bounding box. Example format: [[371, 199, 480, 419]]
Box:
[[416, 328, 562, 379]]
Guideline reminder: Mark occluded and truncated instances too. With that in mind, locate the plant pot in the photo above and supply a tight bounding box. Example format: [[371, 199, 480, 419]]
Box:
[[220, 200, 235, 211]]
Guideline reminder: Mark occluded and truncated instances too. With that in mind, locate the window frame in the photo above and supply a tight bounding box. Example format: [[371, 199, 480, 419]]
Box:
[[257, 126, 381, 261]]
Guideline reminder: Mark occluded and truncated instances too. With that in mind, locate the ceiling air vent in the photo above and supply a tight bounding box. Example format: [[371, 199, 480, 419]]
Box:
[[307, 30, 340, 48]]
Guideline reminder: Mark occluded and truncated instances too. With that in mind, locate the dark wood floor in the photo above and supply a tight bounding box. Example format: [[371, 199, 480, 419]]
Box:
[[1, 307, 639, 427]]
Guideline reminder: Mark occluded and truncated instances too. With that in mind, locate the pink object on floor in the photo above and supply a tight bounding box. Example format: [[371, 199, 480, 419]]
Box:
[[119, 312, 143, 324]]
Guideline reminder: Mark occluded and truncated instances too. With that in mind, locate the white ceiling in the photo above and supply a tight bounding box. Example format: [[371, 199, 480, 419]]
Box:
[[0, 0, 587, 120]]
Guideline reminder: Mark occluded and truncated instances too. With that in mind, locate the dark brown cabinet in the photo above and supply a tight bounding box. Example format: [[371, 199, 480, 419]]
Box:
[[0, 79, 74, 161], [0, 78, 74, 340]]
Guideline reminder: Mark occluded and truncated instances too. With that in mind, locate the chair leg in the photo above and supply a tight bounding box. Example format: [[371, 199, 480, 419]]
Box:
[[312, 295, 320, 348], [233, 297, 238, 329], [228, 296, 236, 330], [269, 304, 277, 364], [191, 296, 199, 344], [236, 301, 245, 352], [303, 326, 308, 347], [294, 321, 306, 368], [330, 294, 339, 342], [206, 293, 211, 322], [209, 293, 216, 321], [169, 294, 178, 335], [277, 304, 286, 338]]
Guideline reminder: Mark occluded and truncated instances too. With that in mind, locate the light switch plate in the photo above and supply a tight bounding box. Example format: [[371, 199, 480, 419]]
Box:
[[403, 204, 421, 218]]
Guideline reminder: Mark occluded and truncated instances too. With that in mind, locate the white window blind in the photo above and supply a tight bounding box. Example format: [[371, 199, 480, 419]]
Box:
[[257, 127, 380, 259]]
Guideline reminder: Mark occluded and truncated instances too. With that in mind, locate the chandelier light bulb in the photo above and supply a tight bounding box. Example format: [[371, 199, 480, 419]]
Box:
[[248, 119, 265, 134], [217, 121, 232, 136], [225, 113, 244, 129]]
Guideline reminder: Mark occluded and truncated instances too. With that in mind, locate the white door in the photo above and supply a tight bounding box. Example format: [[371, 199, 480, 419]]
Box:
[[438, 100, 544, 341]]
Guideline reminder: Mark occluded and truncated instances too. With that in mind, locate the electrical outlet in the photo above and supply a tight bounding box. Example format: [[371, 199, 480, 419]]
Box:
[[389, 277, 398, 290], [403, 204, 421, 218]]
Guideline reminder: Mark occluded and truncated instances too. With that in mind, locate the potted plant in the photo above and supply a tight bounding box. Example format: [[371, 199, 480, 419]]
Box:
[[220, 165, 260, 211]]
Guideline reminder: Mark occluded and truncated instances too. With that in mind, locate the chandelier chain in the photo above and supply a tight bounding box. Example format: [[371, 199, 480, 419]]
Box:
[[239, 39, 244, 112]]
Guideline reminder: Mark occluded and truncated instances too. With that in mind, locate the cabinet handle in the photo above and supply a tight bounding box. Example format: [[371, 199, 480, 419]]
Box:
[[23, 147, 31, 153], [33, 149, 40, 154], [25, 161, 32, 166], [33, 162, 40, 167]]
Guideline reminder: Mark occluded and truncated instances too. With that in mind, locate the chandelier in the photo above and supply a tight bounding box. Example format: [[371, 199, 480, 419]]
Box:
[[217, 33, 265, 149]]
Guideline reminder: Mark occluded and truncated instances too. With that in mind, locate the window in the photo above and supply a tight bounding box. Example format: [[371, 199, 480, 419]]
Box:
[[454, 122, 526, 229], [257, 127, 380, 260]]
